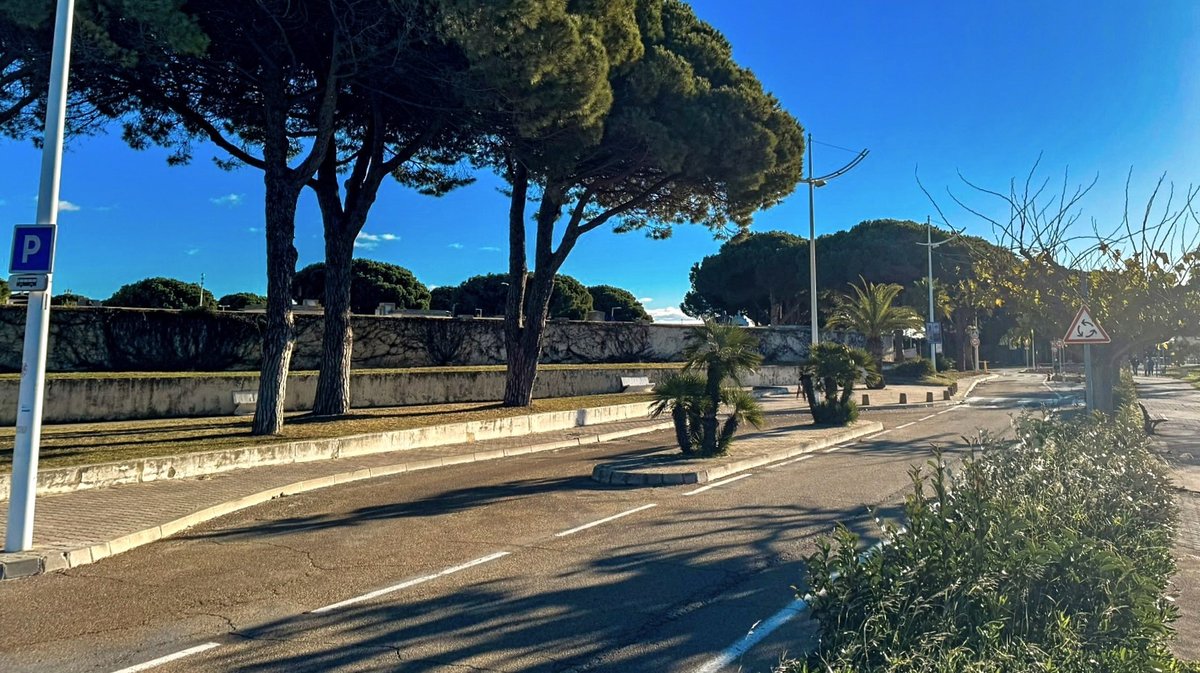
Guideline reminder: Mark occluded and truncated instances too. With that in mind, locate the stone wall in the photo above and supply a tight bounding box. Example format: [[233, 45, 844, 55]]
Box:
[[0, 306, 863, 372], [0, 364, 806, 424]]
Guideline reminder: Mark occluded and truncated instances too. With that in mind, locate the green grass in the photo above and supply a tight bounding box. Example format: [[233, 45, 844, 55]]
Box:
[[0, 362, 688, 381], [1167, 365, 1200, 388], [0, 392, 654, 472]]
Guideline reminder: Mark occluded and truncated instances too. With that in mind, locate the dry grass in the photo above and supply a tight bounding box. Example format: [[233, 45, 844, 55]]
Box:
[[0, 392, 654, 472], [0, 362, 686, 381]]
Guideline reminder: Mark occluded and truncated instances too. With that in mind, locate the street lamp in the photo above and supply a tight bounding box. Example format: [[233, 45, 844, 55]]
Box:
[[916, 217, 961, 365], [800, 134, 868, 347]]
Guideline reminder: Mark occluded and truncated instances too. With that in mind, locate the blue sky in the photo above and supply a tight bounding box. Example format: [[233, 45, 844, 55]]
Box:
[[2, 0, 1199, 321]]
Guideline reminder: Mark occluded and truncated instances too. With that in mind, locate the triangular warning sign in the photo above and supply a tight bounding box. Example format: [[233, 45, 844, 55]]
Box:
[[1063, 305, 1111, 344]]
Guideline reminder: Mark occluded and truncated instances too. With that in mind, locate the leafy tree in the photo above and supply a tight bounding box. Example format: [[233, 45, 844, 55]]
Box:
[[681, 231, 808, 325], [292, 259, 430, 315], [827, 278, 922, 378], [802, 342, 877, 425], [429, 286, 457, 313], [653, 320, 764, 456], [0, 277, 8, 305], [106, 277, 215, 310], [451, 0, 805, 406], [588, 285, 650, 321], [217, 292, 266, 310], [435, 273, 594, 319], [51, 292, 92, 306], [547, 275, 593, 320]]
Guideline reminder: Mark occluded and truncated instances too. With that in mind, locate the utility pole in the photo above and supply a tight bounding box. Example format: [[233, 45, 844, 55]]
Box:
[[198, 272, 206, 308], [918, 217, 960, 365], [1082, 272, 1094, 412]]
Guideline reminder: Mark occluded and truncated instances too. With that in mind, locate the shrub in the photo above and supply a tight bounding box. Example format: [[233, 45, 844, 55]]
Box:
[[935, 352, 954, 371], [889, 357, 935, 379], [779, 411, 1182, 673], [810, 399, 858, 425]]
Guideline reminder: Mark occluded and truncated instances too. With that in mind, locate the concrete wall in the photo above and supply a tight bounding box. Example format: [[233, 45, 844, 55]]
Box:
[[0, 307, 862, 372], [0, 364, 805, 424]]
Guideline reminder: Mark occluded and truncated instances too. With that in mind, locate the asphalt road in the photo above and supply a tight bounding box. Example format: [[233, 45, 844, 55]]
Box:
[[0, 372, 1067, 673]]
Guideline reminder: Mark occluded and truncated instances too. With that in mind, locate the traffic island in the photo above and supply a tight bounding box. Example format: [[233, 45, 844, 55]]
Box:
[[591, 420, 883, 486]]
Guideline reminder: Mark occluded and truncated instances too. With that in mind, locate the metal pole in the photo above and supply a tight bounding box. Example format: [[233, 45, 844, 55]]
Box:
[[198, 272, 205, 308], [807, 133, 818, 347], [926, 218, 936, 364], [6, 0, 74, 553], [1082, 272, 1094, 412], [973, 318, 980, 372], [1031, 329, 1036, 370]]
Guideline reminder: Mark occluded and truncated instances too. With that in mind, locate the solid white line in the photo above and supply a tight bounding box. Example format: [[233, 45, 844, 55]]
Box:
[[918, 414, 936, 421], [935, 408, 954, 415], [693, 597, 809, 673], [311, 551, 511, 614], [110, 643, 221, 673], [895, 422, 915, 429], [823, 445, 844, 453], [554, 504, 658, 537], [683, 473, 754, 496], [765, 454, 814, 469]]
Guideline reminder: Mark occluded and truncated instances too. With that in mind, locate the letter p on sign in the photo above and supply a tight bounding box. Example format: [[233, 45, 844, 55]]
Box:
[[9, 225, 56, 275]]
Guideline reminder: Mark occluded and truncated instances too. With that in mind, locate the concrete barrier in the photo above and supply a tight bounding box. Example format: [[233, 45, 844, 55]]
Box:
[[0, 364, 803, 425]]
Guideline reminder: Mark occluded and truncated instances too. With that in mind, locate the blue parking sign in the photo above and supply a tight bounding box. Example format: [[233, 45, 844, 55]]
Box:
[[9, 225, 56, 274]]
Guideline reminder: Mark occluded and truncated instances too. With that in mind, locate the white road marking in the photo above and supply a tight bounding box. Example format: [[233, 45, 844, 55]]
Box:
[[765, 454, 814, 469], [895, 422, 915, 429], [554, 503, 658, 537], [693, 597, 809, 673], [311, 551, 512, 613], [110, 643, 221, 673], [683, 473, 754, 496], [918, 414, 936, 421], [823, 445, 844, 453], [935, 408, 954, 415]]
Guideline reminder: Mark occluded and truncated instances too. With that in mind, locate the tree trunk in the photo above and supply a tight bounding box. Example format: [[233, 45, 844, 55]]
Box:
[[672, 404, 693, 454], [700, 415, 720, 456], [503, 272, 555, 406], [252, 180, 300, 436], [312, 230, 355, 416], [893, 330, 906, 363], [800, 373, 817, 415]]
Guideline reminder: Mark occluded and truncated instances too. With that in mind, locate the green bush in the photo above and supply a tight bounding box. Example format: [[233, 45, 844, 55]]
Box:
[[935, 352, 953, 371], [890, 357, 935, 379], [780, 411, 1183, 673], [810, 399, 859, 425]]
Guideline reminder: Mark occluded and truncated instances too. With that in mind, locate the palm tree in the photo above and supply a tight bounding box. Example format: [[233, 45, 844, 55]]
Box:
[[650, 372, 706, 454], [717, 388, 765, 451], [683, 320, 765, 455], [828, 278, 923, 366]]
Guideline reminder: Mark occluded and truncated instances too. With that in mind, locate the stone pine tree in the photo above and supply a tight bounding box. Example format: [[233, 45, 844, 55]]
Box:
[[447, 0, 806, 406], [37, 1, 472, 434]]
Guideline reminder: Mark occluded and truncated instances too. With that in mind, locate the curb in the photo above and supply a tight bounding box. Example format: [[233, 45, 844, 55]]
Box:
[[591, 421, 884, 486], [0, 419, 675, 580], [0, 401, 658, 501]]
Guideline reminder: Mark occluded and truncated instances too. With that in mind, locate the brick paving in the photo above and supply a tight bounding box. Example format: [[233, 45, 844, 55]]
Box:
[[1135, 376, 1200, 660]]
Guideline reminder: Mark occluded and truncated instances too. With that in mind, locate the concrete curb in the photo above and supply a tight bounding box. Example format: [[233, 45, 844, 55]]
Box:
[[591, 421, 884, 486], [0, 401, 658, 501], [0, 418, 676, 580]]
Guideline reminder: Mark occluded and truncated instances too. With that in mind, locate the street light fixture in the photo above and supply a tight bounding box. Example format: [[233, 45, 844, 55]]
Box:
[[800, 134, 868, 347]]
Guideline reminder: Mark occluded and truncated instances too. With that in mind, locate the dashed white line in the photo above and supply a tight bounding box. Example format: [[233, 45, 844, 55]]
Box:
[[683, 473, 754, 496], [935, 408, 954, 415], [765, 454, 815, 469], [918, 414, 936, 421], [110, 643, 221, 673], [554, 503, 658, 537], [311, 551, 511, 613], [895, 422, 916, 429]]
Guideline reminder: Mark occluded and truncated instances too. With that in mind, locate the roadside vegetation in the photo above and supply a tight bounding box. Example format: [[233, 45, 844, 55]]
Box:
[[780, 375, 1196, 672]]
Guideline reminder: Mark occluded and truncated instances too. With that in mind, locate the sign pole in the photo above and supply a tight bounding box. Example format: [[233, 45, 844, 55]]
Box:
[[1082, 273, 1093, 413], [5, 0, 74, 553]]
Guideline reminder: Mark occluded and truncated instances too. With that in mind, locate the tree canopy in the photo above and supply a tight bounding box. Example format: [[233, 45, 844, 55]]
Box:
[[432, 273, 599, 319], [588, 285, 650, 321], [682, 230, 809, 325], [217, 292, 266, 310], [106, 277, 215, 310], [293, 259, 430, 315]]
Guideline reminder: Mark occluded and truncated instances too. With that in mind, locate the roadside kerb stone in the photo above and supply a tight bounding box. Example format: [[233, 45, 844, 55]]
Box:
[[0, 416, 676, 580], [591, 420, 884, 486], [0, 400, 658, 501], [858, 374, 995, 411]]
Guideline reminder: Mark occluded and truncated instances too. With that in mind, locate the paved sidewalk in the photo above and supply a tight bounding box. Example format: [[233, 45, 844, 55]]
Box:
[[1135, 376, 1200, 660], [0, 413, 676, 580]]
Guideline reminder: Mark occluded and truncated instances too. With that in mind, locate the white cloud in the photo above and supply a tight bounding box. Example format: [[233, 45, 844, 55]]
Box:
[[58, 200, 80, 212], [448, 243, 464, 250], [210, 193, 244, 207], [185, 247, 200, 256], [479, 246, 502, 252], [248, 227, 260, 233], [647, 307, 701, 324], [354, 231, 399, 250], [639, 297, 654, 303]]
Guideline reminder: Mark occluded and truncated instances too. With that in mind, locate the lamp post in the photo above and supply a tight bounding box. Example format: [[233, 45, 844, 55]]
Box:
[[800, 134, 868, 347], [917, 217, 960, 365]]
